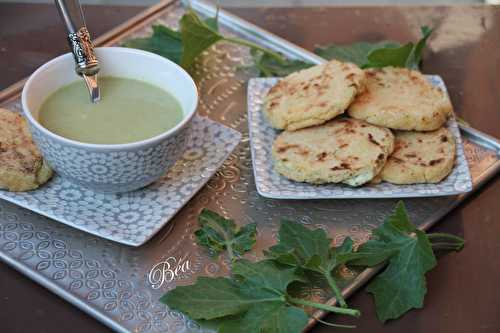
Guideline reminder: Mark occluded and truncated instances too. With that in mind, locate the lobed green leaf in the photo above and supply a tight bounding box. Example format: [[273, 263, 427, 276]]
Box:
[[179, 10, 224, 68], [161, 259, 309, 333], [122, 25, 183, 64], [360, 201, 437, 322], [314, 41, 400, 66], [251, 49, 313, 77], [315, 27, 433, 70], [364, 42, 414, 68], [160, 276, 253, 320], [219, 302, 308, 333], [195, 209, 257, 259]]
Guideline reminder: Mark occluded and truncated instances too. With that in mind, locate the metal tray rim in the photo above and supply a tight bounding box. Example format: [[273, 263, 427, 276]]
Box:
[[0, 2, 498, 333]]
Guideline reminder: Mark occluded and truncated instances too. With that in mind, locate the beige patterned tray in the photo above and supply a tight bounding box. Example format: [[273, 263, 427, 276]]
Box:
[[0, 1, 499, 332]]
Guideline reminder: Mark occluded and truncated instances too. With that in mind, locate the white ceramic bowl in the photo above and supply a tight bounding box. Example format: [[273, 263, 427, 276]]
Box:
[[22, 47, 198, 193]]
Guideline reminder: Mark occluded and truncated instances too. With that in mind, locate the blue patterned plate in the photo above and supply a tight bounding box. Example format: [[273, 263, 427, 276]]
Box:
[[248, 76, 473, 199], [0, 116, 241, 246]]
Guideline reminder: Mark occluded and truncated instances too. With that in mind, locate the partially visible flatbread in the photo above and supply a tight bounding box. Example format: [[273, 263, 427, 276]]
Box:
[[0, 108, 53, 191]]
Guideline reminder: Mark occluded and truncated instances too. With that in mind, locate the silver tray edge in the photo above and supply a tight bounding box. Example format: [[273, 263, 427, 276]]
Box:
[[0, 2, 497, 333], [0, 251, 130, 333]]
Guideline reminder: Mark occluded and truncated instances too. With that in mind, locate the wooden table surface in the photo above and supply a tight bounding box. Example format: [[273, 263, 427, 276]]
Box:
[[0, 3, 499, 333]]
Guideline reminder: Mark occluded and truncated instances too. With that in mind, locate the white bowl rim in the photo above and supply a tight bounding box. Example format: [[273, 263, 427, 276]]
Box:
[[21, 46, 199, 151]]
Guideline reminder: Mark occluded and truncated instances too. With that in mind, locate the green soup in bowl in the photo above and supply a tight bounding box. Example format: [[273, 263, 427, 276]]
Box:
[[22, 47, 198, 193], [39, 76, 184, 145]]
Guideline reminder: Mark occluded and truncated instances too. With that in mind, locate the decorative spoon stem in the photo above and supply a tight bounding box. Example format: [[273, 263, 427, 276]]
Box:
[[54, 0, 101, 103], [82, 73, 100, 103]]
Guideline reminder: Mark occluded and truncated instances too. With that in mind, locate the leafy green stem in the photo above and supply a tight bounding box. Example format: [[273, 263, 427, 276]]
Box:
[[252, 59, 273, 77], [287, 296, 361, 317], [205, 219, 236, 260], [223, 36, 286, 63], [431, 242, 464, 252], [226, 242, 235, 260], [323, 270, 348, 308], [313, 316, 356, 329], [427, 233, 465, 243], [428, 233, 464, 252]]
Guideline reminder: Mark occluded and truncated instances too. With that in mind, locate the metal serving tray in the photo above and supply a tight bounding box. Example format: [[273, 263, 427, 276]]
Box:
[[0, 1, 499, 332]]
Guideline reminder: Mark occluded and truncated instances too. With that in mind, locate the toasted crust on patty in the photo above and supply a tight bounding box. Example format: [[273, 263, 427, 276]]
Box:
[[348, 67, 453, 131], [380, 127, 456, 184], [263, 60, 366, 131], [272, 118, 394, 186], [0, 108, 53, 191]]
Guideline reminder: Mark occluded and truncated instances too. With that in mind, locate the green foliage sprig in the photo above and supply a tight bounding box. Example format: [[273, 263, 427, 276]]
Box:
[[160, 202, 464, 332]]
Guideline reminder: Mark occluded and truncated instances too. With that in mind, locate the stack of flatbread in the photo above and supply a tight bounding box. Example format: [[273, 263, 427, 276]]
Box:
[[263, 60, 455, 187]]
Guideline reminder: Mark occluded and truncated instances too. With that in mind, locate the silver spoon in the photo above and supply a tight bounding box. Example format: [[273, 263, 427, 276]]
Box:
[[54, 0, 100, 103]]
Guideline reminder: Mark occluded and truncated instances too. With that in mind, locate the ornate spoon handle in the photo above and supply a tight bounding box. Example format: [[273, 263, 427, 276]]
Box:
[[54, 0, 100, 102]]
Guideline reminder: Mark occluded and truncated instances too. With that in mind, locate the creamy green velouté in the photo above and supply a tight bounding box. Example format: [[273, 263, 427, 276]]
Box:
[[38, 76, 184, 145]]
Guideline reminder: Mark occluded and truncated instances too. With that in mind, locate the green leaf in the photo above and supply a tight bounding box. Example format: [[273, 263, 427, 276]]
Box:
[[265, 220, 354, 307], [364, 42, 414, 68], [266, 222, 364, 278], [232, 259, 305, 293], [406, 26, 433, 69], [219, 302, 308, 333], [122, 10, 221, 69], [195, 209, 257, 260], [331, 236, 370, 267], [382, 201, 416, 234], [347, 240, 398, 267], [265, 220, 332, 273], [163, 201, 462, 331], [362, 201, 437, 322], [204, 7, 219, 31], [251, 49, 313, 77], [314, 41, 400, 67], [204, 17, 219, 31], [315, 26, 433, 70], [364, 27, 433, 69], [160, 276, 254, 319], [123, 9, 301, 74], [162, 260, 310, 333], [122, 25, 183, 64], [179, 9, 224, 68]]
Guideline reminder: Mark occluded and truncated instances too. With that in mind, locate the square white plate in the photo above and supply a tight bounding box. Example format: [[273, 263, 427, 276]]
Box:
[[0, 116, 241, 246], [248, 76, 472, 199]]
